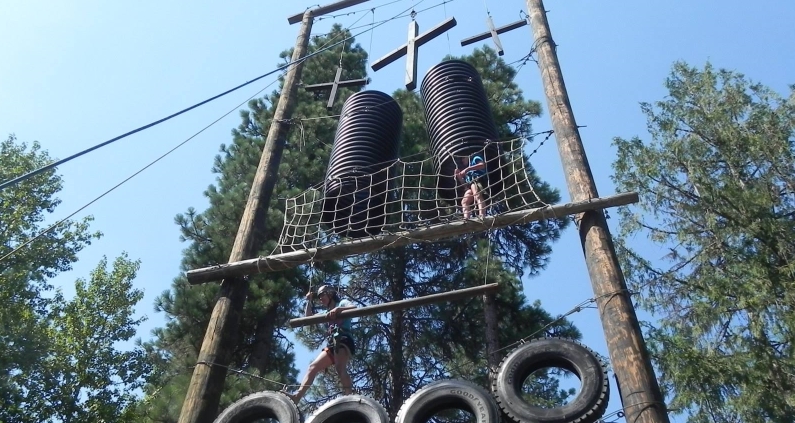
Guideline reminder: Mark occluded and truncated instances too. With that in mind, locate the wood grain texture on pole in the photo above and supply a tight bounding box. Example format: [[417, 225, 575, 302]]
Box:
[[177, 11, 315, 423], [289, 283, 499, 328], [186, 192, 638, 284], [525, 1, 670, 422], [483, 292, 500, 383]]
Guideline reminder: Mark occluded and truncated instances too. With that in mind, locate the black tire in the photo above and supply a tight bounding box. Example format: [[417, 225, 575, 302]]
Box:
[[493, 338, 609, 423], [305, 395, 388, 423], [213, 391, 300, 423], [396, 379, 500, 423]]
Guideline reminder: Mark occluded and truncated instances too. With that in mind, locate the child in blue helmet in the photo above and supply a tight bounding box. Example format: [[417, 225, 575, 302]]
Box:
[[455, 155, 487, 219], [287, 285, 356, 403]]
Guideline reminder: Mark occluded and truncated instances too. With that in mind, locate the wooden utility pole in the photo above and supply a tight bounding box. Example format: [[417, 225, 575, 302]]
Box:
[[524, 1, 670, 422], [482, 292, 500, 383], [176, 11, 317, 423]]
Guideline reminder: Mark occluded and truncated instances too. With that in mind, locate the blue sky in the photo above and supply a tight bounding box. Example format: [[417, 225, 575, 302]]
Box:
[[2, 0, 794, 420]]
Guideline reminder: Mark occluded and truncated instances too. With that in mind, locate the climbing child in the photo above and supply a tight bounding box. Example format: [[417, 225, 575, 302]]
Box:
[[287, 285, 356, 403], [455, 155, 488, 219]]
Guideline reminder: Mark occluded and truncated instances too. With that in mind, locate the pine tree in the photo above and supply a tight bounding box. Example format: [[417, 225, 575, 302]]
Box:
[[294, 47, 578, 419], [612, 61, 795, 422], [141, 30, 580, 420]]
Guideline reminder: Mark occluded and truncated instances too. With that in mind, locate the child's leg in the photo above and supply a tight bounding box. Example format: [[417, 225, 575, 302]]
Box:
[[288, 349, 333, 402], [334, 346, 353, 395], [461, 189, 474, 218], [471, 183, 486, 217]]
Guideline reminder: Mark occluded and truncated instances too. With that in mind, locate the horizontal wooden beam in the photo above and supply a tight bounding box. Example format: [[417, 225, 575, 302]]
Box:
[[289, 283, 499, 328], [287, 0, 370, 25], [303, 77, 370, 91], [370, 17, 457, 72], [186, 192, 638, 284], [460, 19, 528, 46], [370, 44, 408, 72]]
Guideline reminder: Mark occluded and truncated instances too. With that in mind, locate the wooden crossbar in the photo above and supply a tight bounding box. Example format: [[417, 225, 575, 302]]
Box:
[[460, 17, 529, 56], [304, 66, 369, 110], [370, 17, 457, 91], [287, 0, 370, 24], [186, 192, 638, 285], [289, 283, 499, 328]]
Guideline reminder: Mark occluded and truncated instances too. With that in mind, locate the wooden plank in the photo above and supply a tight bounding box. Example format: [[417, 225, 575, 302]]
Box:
[[186, 192, 638, 284], [370, 17, 456, 90], [304, 67, 369, 110], [415, 17, 458, 48], [460, 19, 529, 46], [303, 77, 369, 90], [288, 0, 369, 24], [370, 44, 408, 72], [289, 283, 499, 328]]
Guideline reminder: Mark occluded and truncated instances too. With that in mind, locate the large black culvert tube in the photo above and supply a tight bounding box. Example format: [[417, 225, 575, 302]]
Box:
[[322, 90, 402, 238], [420, 60, 503, 202]]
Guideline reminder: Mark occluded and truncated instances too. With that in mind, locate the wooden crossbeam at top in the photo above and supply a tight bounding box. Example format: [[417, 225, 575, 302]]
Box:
[[460, 16, 529, 56], [370, 17, 457, 91], [288, 0, 370, 24], [304, 67, 369, 110], [186, 192, 638, 285]]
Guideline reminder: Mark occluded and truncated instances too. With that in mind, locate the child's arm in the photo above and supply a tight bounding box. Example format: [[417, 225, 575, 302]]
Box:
[[328, 300, 356, 318], [462, 162, 486, 173]]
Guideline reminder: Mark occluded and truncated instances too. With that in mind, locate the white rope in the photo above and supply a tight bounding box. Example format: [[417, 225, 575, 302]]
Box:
[[483, 229, 493, 286]]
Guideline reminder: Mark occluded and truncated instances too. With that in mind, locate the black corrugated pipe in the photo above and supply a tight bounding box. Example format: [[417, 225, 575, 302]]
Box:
[[420, 60, 503, 203], [322, 90, 403, 238]]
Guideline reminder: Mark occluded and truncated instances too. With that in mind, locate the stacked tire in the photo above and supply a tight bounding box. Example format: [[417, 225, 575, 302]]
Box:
[[492, 338, 610, 423], [212, 344, 608, 423], [213, 391, 299, 423], [397, 379, 500, 423], [306, 395, 388, 423], [213, 393, 388, 423]]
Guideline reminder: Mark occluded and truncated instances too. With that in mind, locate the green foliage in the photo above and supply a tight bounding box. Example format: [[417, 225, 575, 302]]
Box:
[[1, 134, 95, 421], [612, 62, 795, 422], [1, 135, 149, 422], [38, 255, 150, 423]]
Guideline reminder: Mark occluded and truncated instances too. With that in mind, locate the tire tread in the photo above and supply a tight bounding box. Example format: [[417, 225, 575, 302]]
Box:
[[492, 338, 609, 423]]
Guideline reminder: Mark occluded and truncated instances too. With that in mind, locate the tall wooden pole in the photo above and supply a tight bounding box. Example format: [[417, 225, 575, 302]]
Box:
[[177, 10, 315, 423], [524, 1, 670, 422], [483, 293, 500, 382]]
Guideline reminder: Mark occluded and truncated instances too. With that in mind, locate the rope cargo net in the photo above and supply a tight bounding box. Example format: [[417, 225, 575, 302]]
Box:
[[273, 135, 551, 255]]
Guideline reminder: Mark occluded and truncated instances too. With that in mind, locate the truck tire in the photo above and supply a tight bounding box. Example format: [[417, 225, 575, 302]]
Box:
[[493, 338, 609, 423]]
